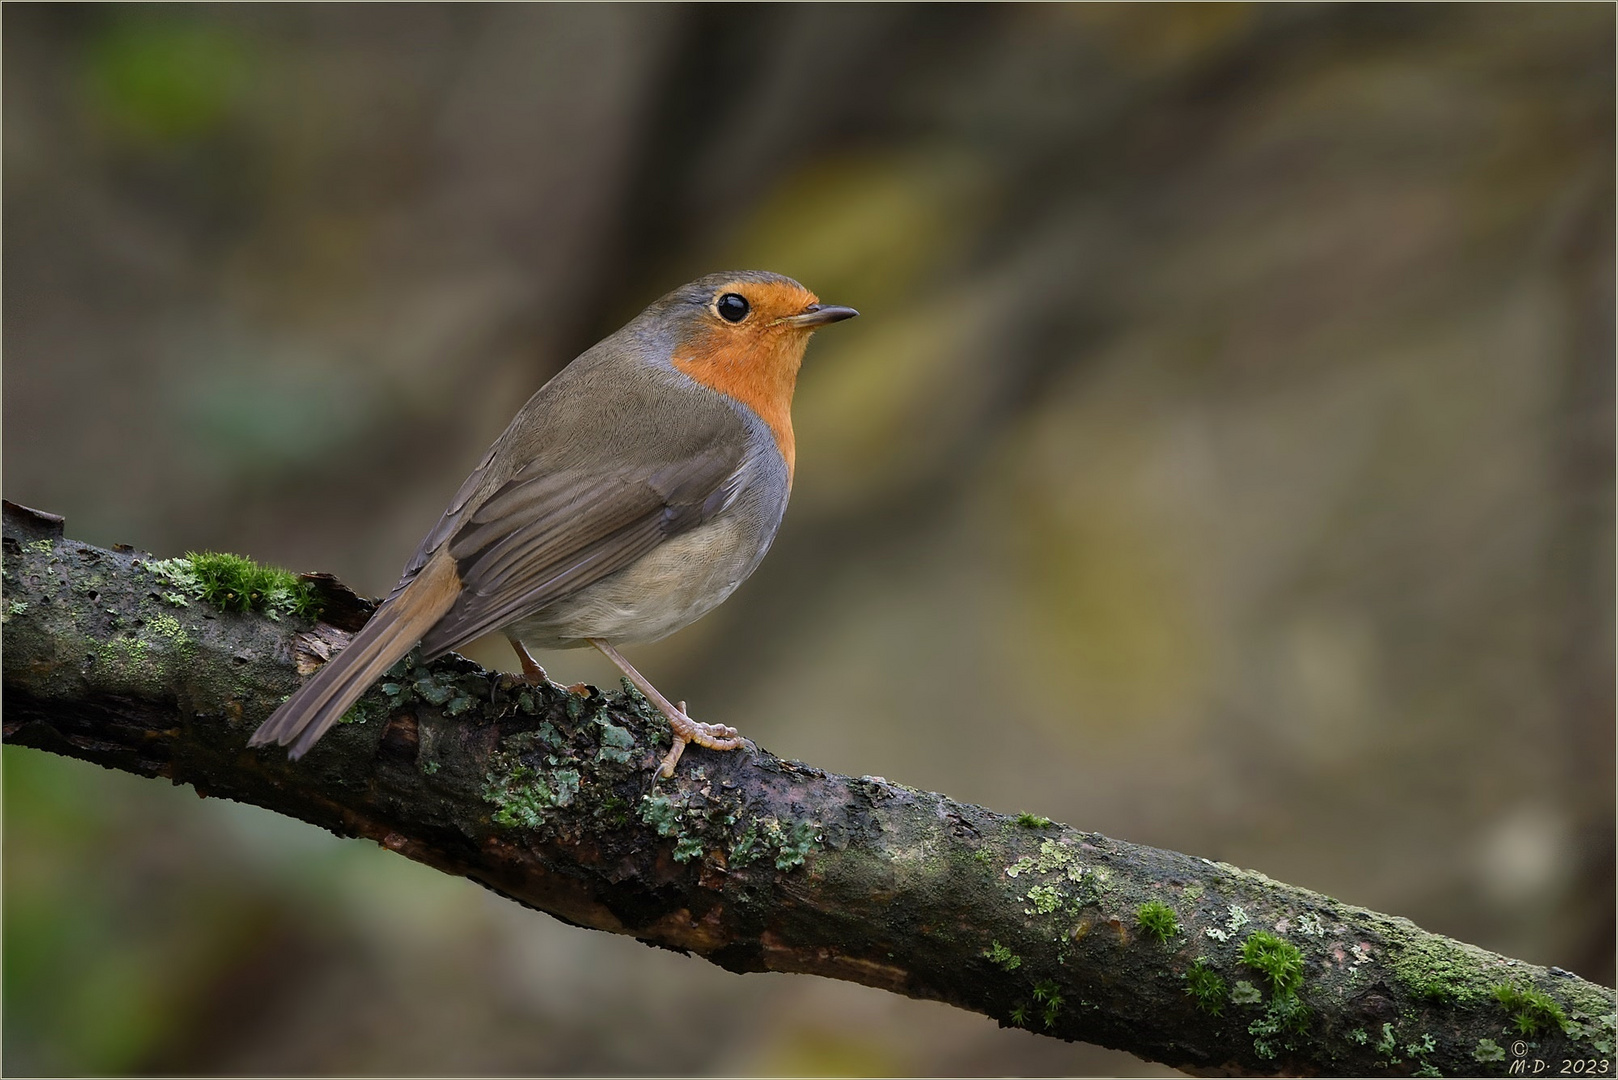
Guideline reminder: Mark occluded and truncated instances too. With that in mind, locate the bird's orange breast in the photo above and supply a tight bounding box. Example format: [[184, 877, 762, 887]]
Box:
[[671, 290, 817, 483]]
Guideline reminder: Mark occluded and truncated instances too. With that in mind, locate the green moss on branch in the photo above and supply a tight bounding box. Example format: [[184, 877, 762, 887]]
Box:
[[148, 550, 321, 620]]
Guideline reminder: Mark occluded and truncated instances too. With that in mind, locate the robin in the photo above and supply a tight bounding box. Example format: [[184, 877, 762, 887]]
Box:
[[249, 271, 856, 776]]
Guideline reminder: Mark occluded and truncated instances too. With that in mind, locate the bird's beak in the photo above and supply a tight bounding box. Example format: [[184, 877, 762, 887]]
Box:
[[784, 303, 859, 328]]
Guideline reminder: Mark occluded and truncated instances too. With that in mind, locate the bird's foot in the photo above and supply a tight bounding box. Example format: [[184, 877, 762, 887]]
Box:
[[507, 637, 551, 685], [658, 700, 743, 777], [586, 638, 746, 777]]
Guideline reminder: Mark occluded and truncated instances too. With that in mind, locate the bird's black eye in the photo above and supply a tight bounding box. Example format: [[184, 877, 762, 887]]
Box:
[[716, 293, 750, 323]]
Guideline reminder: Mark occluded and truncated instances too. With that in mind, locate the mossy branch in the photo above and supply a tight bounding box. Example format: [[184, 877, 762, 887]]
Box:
[[2, 501, 1612, 1077]]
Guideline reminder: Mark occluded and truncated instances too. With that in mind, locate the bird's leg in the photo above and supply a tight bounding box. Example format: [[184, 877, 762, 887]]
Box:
[[506, 636, 549, 684], [511, 636, 595, 696], [587, 638, 743, 777]]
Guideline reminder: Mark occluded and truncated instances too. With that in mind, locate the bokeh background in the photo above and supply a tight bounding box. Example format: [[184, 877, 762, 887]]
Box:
[[4, 3, 1613, 1075]]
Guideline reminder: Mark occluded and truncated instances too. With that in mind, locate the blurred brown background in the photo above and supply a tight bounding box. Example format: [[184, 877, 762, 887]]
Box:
[[3, 3, 1613, 1075]]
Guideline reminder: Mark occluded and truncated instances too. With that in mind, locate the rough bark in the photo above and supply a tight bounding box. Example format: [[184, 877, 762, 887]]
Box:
[[2, 500, 1612, 1077]]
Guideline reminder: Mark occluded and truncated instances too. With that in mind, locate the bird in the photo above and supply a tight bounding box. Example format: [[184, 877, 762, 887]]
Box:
[[249, 271, 856, 777]]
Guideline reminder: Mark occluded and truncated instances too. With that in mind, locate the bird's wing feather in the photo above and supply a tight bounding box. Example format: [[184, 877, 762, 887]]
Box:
[[414, 443, 747, 658], [388, 441, 502, 605]]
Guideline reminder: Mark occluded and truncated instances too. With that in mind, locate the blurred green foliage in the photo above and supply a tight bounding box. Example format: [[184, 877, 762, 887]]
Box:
[[83, 16, 250, 142], [4, 750, 232, 1072]]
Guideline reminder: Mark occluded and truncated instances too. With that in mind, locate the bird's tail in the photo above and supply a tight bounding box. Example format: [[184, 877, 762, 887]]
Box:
[[249, 551, 462, 760]]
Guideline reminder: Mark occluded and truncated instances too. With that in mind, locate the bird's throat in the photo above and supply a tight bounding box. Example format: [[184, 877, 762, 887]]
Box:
[[673, 330, 806, 483]]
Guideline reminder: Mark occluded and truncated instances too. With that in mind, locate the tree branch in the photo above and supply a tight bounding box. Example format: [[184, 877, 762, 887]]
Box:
[[3, 501, 1612, 1076]]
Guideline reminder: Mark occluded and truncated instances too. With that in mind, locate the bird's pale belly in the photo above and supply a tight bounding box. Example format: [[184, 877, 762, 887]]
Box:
[[502, 515, 762, 648]]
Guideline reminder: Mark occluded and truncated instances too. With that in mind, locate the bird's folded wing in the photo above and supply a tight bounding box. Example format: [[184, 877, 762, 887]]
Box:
[[388, 441, 502, 607], [413, 443, 748, 659]]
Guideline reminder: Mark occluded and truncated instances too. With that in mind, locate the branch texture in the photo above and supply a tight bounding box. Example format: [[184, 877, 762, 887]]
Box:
[[3, 501, 1612, 1076]]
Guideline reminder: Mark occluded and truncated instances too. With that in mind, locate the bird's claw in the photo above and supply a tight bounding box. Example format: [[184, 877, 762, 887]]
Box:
[[658, 704, 744, 777]]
